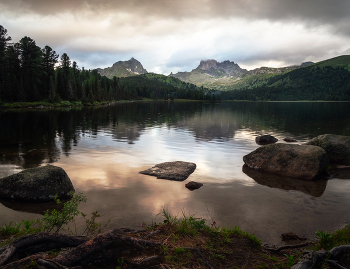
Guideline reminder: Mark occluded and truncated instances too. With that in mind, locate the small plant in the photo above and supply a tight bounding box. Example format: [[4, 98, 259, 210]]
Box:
[[0, 221, 22, 236], [174, 247, 186, 254], [41, 192, 87, 233], [284, 254, 295, 267], [162, 208, 177, 225], [81, 211, 110, 235], [315, 230, 333, 249]]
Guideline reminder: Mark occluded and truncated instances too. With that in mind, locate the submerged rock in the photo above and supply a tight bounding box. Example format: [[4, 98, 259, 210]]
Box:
[[306, 134, 350, 164], [243, 143, 329, 180], [185, 181, 203, 191], [139, 161, 196, 181], [255, 135, 278, 145], [0, 165, 75, 201], [284, 137, 297, 142]]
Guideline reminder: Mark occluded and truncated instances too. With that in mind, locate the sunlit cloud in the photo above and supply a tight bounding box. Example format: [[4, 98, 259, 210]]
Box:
[[1, 0, 349, 74]]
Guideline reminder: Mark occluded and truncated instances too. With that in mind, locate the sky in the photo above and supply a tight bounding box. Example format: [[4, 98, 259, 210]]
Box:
[[1, 0, 350, 74]]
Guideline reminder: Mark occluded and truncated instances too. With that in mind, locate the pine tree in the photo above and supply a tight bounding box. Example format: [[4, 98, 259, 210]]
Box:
[[0, 25, 12, 100]]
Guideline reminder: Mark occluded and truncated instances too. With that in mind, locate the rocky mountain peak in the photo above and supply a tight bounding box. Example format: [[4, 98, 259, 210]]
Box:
[[98, 57, 148, 78], [195, 59, 246, 78], [198, 59, 218, 70]]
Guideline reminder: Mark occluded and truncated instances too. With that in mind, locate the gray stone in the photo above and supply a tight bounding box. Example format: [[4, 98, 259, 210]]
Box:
[[243, 143, 329, 180], [306, 134, 350, 164], [185, 181, 203, 190], [255, 135, 278, 145], [139, 161, 196, 181], [0, 165, 75, 201]]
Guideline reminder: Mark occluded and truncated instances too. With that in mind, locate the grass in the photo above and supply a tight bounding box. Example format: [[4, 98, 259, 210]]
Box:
[[0, 100, 111, 109], [139, 209, 312, 268], [4, 196, 350, 268], [314, 226, 350, 251]]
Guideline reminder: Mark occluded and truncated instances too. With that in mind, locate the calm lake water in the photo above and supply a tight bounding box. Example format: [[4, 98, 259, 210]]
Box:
[[1, 101, 350, 244]]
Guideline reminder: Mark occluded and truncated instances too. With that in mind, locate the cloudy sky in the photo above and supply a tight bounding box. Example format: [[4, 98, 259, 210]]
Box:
[[1, 0, 350, 74]]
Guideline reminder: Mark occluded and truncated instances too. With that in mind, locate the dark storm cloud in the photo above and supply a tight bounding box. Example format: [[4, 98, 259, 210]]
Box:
[[3, 0, 350, 28]]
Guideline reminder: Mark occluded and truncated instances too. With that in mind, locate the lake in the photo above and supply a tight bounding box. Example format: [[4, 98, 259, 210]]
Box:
[[1, 101, 350, 244]]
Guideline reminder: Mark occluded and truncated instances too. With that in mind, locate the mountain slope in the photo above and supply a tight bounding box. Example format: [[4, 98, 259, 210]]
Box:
[[97, 58, 148, 78], [117, 73, 212, 100], [170, 59, 312, 91], [221, 55, 350, 101]]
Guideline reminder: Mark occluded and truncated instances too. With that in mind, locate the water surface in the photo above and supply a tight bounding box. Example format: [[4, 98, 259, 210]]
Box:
[[1, 101, 350, 244]]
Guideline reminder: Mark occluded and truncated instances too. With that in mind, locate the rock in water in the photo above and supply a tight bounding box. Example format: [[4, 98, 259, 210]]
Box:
[[284, 137, 297, 142], [306, 134, 350, 164], [185, 181, 203, 190], [0, 165, 75, 201], [255, 135, 278, 145], [139, 161, 196, 181], [243, 144, 329, 180]]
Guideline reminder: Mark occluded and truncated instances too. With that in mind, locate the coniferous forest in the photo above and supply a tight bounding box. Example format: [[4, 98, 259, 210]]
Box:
[[0, 25, 213, 105]]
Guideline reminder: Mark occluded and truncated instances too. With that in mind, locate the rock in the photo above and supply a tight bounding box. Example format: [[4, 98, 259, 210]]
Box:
[[281, 232, 306, 241], [243, 143, 329, 180], [306, 134, 350, 164], [185, 181, 203, 190], [0, 165, 75, 201], [284, 137, 297, 142], [255, 135, 278, 145], [139, 161, 196, 181]]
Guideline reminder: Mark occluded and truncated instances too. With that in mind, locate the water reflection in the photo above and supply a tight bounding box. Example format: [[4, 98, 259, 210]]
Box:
[[242, 165, 328, 197], [1, 101, 350, 243], [1, 102, 350, 169], [0, 198, 63, 215]]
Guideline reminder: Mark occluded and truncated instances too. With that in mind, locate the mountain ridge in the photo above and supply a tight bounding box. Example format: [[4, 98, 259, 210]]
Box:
[[169, 59, 315, 90], [97, 57, 148, 78]]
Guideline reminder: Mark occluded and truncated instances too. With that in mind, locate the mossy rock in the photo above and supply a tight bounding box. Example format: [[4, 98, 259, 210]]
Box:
[[0, 165, 75, 201], [306, 134, 350, 164]]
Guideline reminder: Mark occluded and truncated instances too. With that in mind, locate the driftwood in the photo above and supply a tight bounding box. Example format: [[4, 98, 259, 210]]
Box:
[[0, 233, 88, 267], [0, 252, 48, 269], [264, 242, 309, 252], [0, 229, 161, 268], [51, 229, 161, 266]]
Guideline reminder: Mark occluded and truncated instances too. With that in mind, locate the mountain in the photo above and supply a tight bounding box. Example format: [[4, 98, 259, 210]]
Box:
[[170, 59, 313, 91], [221, 55, 350, 101], [169, 60, 246, 90], [97, 57, 148, 78]]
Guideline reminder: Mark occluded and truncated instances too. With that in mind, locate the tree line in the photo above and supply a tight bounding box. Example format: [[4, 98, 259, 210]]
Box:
[[0, 25, 215, 104]]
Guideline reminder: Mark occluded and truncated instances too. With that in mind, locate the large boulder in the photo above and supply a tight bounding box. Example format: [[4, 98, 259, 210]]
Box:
[[0, 165, 75, 201], [243, 143, 329, 180], [305, 134, 350, 164], [139, 161, 196, 181]]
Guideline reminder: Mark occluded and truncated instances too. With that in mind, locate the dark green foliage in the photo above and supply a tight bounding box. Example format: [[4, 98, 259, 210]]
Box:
[[117, 73, 211, 100], [222, 58, 350, 101]]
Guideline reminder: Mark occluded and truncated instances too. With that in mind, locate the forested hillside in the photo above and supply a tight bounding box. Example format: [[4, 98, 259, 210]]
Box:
[[221, 56, 350, 101], [0, 25, 211, 104]]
